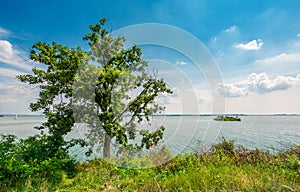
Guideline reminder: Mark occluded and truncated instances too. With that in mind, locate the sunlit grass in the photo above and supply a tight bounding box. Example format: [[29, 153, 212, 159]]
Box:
[[54, 139, 299, 191], [3, 138, 299, 191]]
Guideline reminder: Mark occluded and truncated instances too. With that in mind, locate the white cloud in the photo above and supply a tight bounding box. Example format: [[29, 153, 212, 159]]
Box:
[[220, 73, 300, 98], [211, 25, 240, 45], [224, 25, 239, 33], [0, 83, 33, 95], [0, 40, 14, 59], [256, 53, 300, 64], [0, 83, 37, 113], [236, 39, 264, 50], [0, 81, 38, 109], [198, 96, 211, 104], [0, 40, 32, 71], [0, 29, 32, 71], [219, 83, 248, 98], [0, 68, 25, 78], [297, 33, 300, 37], [175, 60, 187, 65], [156, 86, 213, 114], [0, 97, 19, 104], [253, 52, 300, 75], [0, 27, 10, 37]]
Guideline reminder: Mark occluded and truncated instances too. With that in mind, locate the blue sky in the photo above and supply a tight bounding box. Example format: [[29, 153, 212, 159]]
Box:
[[1, 0, 300, 114]]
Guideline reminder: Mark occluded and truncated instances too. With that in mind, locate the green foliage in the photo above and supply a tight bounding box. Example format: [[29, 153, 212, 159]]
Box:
[[17, 39, 88, 158], [0, 18, 172, 190], [212, 137, 236, 156], [214, 115, 241, 121], [54, 142, 300, 191], [1, 17, 298, 192], [0, 134, 77, 190], [4, 19, 90, 190], [77, 19, 172, 157], [10, 32, 88, 190], [2, 138, 299, 191]]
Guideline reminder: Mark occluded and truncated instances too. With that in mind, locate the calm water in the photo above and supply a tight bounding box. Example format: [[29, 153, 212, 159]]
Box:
[[1, 115, 299, 156]]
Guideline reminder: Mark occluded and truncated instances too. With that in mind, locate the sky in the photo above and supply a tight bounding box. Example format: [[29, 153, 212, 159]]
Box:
[[0, 0, 300, 114]]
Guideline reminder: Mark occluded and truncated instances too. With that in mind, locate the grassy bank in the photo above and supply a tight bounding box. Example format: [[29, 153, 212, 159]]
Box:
[[2, 139, 300, 191]]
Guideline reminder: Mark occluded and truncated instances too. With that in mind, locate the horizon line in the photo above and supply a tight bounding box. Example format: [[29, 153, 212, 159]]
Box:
[[1, 113, 300, 116]]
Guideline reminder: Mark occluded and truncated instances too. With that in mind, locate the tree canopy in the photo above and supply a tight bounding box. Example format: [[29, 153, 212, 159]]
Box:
[[18, 18, 172, 159], [76, 18, 172, 158]]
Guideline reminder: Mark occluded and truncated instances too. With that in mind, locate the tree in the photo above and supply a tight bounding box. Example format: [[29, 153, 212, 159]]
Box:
[[17, 18, 172, 160], [17, 41, 87, 157], [77, 19, 173, 158]]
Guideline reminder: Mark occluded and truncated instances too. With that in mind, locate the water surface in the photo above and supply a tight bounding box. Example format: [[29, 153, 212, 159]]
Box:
[[1, 115, 299, 157]]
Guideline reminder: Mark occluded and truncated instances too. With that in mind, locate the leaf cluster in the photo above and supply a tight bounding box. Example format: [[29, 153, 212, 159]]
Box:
[[0, 134, 77, 189]]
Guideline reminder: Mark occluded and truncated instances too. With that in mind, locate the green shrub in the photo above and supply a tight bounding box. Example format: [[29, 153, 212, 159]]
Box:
[[212, 137, 236, 156], [0, 134, 77, 189]]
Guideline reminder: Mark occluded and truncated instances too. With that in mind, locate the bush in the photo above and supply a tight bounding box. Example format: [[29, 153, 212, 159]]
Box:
[[0, 134, 77, 189], [212, 137, 236, 156]]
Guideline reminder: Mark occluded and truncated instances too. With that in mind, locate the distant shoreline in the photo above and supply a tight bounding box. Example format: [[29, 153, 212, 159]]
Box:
[[153, 114, 300, 116], [1, 114, 300, 117]]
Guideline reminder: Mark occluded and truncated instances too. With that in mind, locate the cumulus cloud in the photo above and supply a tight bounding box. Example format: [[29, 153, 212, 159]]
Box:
[[0, 28, 32, 71], [236, 39, 264, 50], [0, 40, 32, 71], [220, 73, 300, 98], [219, 83, 248, 98], [175, 60, 187, 65], [0, 40, 14, 59]]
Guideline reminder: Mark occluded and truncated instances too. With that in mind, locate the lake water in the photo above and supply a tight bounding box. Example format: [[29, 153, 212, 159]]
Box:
[[1, 115, 299, 157]]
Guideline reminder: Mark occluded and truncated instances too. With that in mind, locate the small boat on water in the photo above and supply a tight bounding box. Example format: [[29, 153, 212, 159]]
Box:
[[214, 115, 241, 121]]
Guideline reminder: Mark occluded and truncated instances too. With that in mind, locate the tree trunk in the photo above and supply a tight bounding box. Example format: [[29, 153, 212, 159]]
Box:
[[103, 133, 112, 158]]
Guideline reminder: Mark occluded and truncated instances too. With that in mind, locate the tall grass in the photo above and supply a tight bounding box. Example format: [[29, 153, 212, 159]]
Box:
[[3, 138, 300, 191]]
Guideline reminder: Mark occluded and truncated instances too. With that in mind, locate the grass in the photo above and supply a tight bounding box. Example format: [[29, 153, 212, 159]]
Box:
[[3, 138, 300, 191]]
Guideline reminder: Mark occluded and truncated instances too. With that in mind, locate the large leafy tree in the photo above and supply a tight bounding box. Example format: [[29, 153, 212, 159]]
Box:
[[77, 19, 172, 158], [18, 18, 172, 159], [17, 42, 87, 157]]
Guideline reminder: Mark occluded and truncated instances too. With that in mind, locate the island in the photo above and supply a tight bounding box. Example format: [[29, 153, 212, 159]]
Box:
[[214, 115, 241, 121]]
